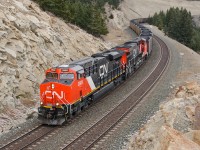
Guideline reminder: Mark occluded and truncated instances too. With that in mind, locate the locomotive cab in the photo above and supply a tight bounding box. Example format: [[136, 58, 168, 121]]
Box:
[[38, 65, 92, 125]]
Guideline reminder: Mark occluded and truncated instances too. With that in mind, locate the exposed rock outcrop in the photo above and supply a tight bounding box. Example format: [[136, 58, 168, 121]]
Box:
[[0, 0, 111, 134], [128, 82, 200, 150]]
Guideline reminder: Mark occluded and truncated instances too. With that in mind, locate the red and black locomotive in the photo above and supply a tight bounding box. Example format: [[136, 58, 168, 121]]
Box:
[[38, 19, 153, 125]]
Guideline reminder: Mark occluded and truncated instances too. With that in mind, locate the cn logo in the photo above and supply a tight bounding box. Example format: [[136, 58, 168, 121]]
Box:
[[45, 91, 64, 100], [99, 63, 108, 77]]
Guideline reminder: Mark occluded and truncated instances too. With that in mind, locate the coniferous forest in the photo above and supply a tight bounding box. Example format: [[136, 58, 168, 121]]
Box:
[[148, 7, 200, 52], [33, 0, 122, 36]]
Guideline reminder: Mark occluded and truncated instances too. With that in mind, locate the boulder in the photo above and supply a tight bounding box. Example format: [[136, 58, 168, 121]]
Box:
[[13, 19, 30, 32], [5, 47, 17, 58], [194, 104, 200, 130], [158, 126, 200, 150], [185, 106, 195, 122], [0, 31, 8, 38], [184, 130, 200, 146], [5, 14, 16, 22], [14, 1, 28, 12]]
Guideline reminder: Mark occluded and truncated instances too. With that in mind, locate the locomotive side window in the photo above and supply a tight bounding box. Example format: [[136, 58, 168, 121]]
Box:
[[77, 73, 81, 79], [77, 73, 84, 79], [46, 72, 58, 79]]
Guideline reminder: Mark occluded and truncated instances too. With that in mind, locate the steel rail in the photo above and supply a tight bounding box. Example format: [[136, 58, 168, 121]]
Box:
[[60, 35, 170, 150]]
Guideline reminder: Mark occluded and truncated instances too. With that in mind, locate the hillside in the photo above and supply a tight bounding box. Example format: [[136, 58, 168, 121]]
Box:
[[103, 0, 200, 44], [0, 0, 111, 133], [129, 81, 200, 150], [105, 0, 200, 30], [1, 0, 200, 136]]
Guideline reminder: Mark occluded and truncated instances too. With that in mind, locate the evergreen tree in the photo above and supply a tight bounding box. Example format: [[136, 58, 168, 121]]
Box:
[[179, 8, 193, 45], [190, 28, 200, 51], [88, 5, 108, 36], [148, 7, 200, 52], [33, 0, 118, 36]]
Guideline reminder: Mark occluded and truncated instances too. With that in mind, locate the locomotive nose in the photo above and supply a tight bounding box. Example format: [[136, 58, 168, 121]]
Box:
[[40, 82, 68, 107]]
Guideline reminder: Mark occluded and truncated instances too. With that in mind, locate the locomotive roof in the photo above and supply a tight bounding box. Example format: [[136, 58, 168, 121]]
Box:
[[104, 50, 124, 56], [92, 49, 124, 61], [58, 64, 69, 68], [124, 41, 137, 45], [141, 29, 150, 32], [140, 33, 152, 37], [125, 42, 137, 47], [53, 64, 83, 73], [116, 45, 132, 48], [70, 57, 95, 65], [140, 36, 152, 40], [117, 42, 137, 48], [140, 32, 152, 36], [71, 65, 84, 72], [132, 37, 142, 43], [138, 25, 145, 29], [141, 29, 151, 33]]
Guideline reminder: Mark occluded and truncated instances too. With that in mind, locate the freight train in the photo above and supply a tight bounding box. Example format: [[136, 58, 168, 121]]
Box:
[[38, 19, 153, 125]]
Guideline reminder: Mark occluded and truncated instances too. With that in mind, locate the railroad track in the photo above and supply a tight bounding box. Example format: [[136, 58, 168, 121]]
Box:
[[0, 125, 57, 150], [0, 35, 169, 150], [0, 111, 90, 150], [59, 35, 170, 150], [0, 99, 116, 150]]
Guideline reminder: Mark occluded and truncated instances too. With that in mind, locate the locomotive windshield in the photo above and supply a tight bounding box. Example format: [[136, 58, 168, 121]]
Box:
[[46, 72, 58, 79], [60, 73, 74, 85], [60, 73, 74, 80]]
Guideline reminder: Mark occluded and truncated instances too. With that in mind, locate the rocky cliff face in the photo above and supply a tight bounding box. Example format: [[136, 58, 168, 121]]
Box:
[[0, 0, 110, 133], [128, 82, 200, 150]]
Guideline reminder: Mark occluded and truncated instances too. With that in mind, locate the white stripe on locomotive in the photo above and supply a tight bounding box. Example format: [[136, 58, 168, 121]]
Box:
[[86, 76, 96, 90]]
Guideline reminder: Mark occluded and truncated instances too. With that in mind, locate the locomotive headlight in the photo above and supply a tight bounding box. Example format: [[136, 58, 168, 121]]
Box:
[[52, 84, 55, 89], [40, 101, 43, 105], [56, 103, 59, 106]]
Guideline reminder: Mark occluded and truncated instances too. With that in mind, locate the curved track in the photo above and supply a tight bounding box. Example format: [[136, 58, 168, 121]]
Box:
[[59, 35, 170, 150], [0, 125, 57, 150], [0, 35, 169, 150]]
